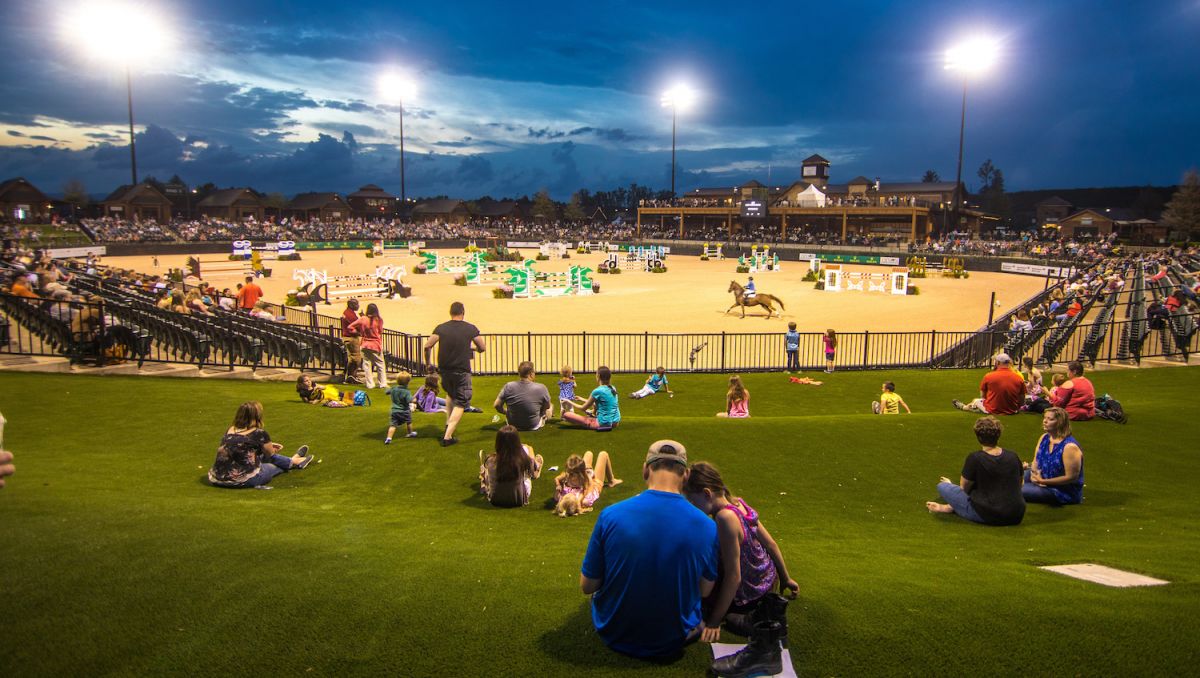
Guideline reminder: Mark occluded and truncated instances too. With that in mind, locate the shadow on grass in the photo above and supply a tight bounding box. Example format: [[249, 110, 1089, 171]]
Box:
[[537, 601, 693, 670]]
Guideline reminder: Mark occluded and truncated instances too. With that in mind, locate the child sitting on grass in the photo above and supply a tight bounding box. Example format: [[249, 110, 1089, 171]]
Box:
[[557, 365, 589, 418], [295, 375, 355, 408], [872, 381, 911, 414], [630, 366, 673, 399], [684, 462, 799, 643], [552, 450, 623, 517], [384, 371, 415, 443], [716, 375, 750, 418], [413, 373, 447, 413]]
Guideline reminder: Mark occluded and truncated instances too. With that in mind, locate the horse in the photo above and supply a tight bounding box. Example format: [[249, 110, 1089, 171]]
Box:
[[727, 281, 785, 319]]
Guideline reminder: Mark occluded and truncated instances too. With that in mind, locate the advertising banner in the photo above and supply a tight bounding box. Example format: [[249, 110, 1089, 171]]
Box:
[[47, 245, 107, 259]]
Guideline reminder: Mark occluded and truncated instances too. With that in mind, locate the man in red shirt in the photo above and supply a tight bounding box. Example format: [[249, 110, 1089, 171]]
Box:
[[235, 275, 262, 312], [953, 353, 1026, 415], [340, 298, 364, 384]]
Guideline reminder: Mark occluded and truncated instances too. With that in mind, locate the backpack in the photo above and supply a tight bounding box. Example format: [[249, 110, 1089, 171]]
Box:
[[1096, 394, 1126, 424], [353, 390, 371, 407]]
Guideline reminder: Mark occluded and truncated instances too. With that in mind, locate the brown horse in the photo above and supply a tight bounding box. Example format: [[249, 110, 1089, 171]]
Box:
[[727, 281, 785, 319]]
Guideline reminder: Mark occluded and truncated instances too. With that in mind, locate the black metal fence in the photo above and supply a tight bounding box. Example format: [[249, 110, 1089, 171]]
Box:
[[3, 293, 1194, 375]]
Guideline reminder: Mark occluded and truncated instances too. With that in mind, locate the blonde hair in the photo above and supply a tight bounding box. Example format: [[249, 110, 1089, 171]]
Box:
[[560, 365, 574, 379], [232, 401, 264, 430], [555, 454, 590, 492]]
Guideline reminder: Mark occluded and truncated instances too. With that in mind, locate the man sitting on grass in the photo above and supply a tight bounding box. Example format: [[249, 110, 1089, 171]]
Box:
[[580, 440, 717, 659], [953, 353, 1025, 415], [493, 361, 551, 431]]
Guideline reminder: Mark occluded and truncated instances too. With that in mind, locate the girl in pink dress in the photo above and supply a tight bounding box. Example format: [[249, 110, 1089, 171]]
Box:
[[551, 450, 623, 517], [716, 375, 750, 418]]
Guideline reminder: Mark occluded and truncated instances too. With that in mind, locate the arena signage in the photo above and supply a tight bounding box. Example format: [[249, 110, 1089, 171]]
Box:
[[47, 245, 106, 259], [508, 241, 542, 248], [1001, 262, 1075, 277], [232, 240, 252, 256], [816, 254, 882, 265]]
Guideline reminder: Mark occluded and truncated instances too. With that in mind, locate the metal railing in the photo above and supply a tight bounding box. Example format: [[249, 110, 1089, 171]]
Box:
[[3, 293, 1195, 374]]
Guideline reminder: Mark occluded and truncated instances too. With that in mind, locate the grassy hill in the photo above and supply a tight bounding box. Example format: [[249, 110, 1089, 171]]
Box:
[[0, 367, 1197, 676]]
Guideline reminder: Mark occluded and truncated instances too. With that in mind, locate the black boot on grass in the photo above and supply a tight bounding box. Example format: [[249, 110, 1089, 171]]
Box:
[[711, 620, 784, 678]]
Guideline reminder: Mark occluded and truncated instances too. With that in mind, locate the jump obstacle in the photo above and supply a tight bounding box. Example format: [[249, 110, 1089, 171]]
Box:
[[538, 242, 570, 259], [906, 256, 964, 278], [737, 245, 781, 272], [187, 257, 256, 280], [420, 250, 486, 274], [701, 243, 725, 260], [487, 260, 595, 297], [821, 263, 908, 295], [600, 246, 669, 272], [291, 265, 409, 304]]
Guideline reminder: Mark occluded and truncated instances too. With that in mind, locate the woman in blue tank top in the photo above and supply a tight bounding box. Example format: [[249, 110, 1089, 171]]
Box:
[[1024, 407, 1084, 505]]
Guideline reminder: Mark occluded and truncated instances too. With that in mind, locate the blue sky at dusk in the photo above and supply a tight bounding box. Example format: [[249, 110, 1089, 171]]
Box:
[[1, 0, 1198, 199]]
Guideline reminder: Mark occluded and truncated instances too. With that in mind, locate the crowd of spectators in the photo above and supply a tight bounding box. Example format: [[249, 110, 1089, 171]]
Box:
[[80, 218, 175, 242]]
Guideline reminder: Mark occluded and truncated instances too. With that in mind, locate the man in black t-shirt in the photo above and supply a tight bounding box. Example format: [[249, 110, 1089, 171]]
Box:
[[424, 301, 486, 447]]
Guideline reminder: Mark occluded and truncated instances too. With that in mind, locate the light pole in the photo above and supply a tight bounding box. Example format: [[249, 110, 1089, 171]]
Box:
[[379, 73, 417, 206], [660, 85, 696, 202], [944, 37, 998, 236], [64, 2, 172, 188]]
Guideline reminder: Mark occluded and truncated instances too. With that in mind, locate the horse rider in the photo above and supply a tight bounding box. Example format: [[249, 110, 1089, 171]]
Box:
[[744, 276, 757, 300]]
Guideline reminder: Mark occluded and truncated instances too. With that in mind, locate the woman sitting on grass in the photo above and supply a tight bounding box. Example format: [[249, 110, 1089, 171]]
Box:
[[208, 401, 313, 488], [684, 462, 799, 642], [479, 425, 543, 508], [295, 375, 355, 407], [925, 416, 1025, 525], [1023, 407, 1084, 506], [552, 451, 622, 517], [716, 375, 750, 418], [561, 366, 620, 431]]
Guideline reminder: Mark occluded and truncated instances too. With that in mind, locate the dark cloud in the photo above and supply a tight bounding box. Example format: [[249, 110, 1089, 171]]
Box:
[[320, 99, 377, 113], [310, 123, 382, 139], [527, 127, 565, 139], [29, 135, 57, 142], [433, 137, 475, 148], [7, 130, 24, 137], [455, 155, 493, 184], [568, 127, 639, 143]]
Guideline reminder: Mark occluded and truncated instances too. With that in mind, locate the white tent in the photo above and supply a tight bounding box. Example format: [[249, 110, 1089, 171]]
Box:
[[797, 183, 827, 208]]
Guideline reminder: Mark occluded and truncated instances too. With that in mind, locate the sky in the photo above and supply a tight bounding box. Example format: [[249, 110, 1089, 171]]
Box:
[[1, 0, 1198, 200]]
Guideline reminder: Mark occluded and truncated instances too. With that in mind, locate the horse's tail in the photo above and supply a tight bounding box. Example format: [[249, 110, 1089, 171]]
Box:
[[768, 294, 785, 310]]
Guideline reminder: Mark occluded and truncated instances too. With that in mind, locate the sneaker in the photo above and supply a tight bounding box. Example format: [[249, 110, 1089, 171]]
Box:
[[296, 445, 310, 457], [440, 437, 459, 447], [464, 406, 483, 413], [294, 455, 314, 469], [384, 438, 392, 445], [872, 401, 881, 415], [406, 431, 418, 438], [951, 399, 966, 411]]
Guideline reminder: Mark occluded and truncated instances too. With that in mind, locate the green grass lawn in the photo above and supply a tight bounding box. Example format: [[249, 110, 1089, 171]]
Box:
[[1, 366, 1198, 676]]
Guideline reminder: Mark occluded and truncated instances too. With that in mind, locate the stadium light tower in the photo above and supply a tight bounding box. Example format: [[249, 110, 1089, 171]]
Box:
[[378, 72, 418, 206], [944, 36, 999, 234], [63, 2, 173, 187], [660, 84, 696, 202]]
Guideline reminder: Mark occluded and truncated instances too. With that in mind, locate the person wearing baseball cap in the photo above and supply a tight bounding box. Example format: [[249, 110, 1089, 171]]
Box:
[[952, 352, 1026, 415], [580, 440, 719, 658]]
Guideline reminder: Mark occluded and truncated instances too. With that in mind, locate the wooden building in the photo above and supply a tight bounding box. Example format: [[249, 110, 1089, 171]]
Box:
[[639, 154, 972, 241], [1057, 209, 1114, 239], [0, 177, 53, 222], [347, 184, 398, 218], [1034, 196, 1073, 227], [286, 193, 350, 221], [196, 188, 265, 221], [475, 200, 527, 222], [411, 199, 470, 224], [101, 183, 173, 222]]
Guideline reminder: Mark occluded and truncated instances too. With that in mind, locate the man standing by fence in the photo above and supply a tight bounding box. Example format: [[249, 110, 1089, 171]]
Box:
[[236, 275, 262, 313], [425, 302, 486, 447]]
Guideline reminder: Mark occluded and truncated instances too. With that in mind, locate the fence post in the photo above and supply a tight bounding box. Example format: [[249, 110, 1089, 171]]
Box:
[[527, 331, 532, 362], [329, 325, 337, 378], [582, 331, 588, 373], [721, 331, 726, 371], [863, 331, 870, 369], [644, 331, 649, 373], [928, 330, 936, 366]]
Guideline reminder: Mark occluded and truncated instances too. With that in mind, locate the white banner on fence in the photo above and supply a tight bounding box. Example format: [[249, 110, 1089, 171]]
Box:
[[507, 241, 542, 248], [879, 256, 901, 265], [795, 252, 818, 261], [1001, 262, 1075, 277], [47, 245, 106, 259]]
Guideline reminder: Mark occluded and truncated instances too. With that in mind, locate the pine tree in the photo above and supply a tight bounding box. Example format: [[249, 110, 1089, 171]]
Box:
[[1161, 170, 1200, 241], [922, 169, 940, 183]]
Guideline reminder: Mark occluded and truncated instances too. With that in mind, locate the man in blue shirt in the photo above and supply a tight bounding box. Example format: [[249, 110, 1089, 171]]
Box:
[[580, 440, 718, 658]]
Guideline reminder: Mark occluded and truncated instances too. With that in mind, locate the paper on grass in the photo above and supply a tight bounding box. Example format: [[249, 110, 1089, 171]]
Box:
[[711, 643, 798, 678], [1039, 563, 1168, 588]]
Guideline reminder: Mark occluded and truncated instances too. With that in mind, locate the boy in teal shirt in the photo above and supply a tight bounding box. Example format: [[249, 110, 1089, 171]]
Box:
[[385, 371, 416, 443]]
